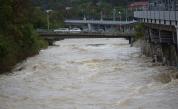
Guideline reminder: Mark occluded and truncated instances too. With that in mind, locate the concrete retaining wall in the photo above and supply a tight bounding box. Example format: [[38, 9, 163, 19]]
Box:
[[142, 40, 178, 66]]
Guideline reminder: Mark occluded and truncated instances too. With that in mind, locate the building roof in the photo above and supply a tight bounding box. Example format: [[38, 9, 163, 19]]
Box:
[[128, 1, 148, 9]]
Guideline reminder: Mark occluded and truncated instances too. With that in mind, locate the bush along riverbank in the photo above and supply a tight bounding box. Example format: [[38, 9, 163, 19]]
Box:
[[0, 0, 48, 73]]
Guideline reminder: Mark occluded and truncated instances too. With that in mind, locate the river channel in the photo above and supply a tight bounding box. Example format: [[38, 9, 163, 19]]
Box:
[[0, 38, 178, 109]]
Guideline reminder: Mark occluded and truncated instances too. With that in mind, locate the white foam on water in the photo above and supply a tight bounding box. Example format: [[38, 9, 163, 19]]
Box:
[[0, 38, 177, 109]]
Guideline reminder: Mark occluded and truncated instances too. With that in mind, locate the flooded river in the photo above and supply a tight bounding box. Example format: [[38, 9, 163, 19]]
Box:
[[0, 38, 178, 109]]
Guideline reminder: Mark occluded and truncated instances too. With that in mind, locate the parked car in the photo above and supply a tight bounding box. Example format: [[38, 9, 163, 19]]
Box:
[[69, 28, 81, 33], [97, 29, 104, 33], [83, 28, 89, 33], [54, 28, 69, 33]]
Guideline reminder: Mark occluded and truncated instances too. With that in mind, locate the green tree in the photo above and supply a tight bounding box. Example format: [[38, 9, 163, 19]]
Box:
[[0, 0, 47, 73]]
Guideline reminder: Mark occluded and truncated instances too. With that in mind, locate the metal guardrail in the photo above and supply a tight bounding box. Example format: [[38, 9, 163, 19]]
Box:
[[65, 20, 137, 25], [134, 11, 178, 22]]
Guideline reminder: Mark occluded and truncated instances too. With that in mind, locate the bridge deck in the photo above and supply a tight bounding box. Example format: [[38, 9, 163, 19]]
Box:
[[39, 32, 134, 39], [38, 32, 135, 45]]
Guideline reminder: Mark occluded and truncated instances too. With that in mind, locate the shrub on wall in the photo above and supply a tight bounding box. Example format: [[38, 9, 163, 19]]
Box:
[[134, 23, 145, 40]]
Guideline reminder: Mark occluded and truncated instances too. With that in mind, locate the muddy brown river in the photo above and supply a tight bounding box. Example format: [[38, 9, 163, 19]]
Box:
[[0, 38, 178, 109]]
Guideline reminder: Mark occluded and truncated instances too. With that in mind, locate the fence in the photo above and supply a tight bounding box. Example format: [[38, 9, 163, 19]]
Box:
[[134, 11, 178, 25]]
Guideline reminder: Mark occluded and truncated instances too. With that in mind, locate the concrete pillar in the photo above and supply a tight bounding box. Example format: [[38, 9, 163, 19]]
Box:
[[149, 28, 153, 42], [69, 25, 72, 30], [88, 23, 92, 32], [158, 29, 161, 43], [104, 26, 107, 32], [176, 26, 178, 48], [123, 26, 126, 33], [122, 26, 124, 33], [129, 37, 134, 47]]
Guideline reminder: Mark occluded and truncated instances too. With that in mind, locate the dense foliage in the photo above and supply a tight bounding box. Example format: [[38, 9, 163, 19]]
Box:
[[0, 0, 47, 73], [135, 23, 145, 39], [33, 0, 137, 22]]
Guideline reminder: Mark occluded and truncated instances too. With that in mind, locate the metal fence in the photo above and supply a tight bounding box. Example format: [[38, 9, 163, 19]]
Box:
[[134, 11, 178, 21], [65, 20, 137, 25]]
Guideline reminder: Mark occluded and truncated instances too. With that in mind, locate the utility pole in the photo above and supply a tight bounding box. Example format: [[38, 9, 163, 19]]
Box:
[[47, 13, 49, 30], [113, 8, 116, 21], [118, 11, 121, 21], [118, 11, 121, 31], [46, 10, 52, 31], [100, 11, 103, 21], [125, 8, 128, 22], [126, 0, 128, 22]]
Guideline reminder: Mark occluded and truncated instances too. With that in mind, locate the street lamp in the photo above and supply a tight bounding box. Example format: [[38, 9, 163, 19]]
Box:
[[100, 11, 103, 21], [46, 9, 52, 30], [113, 8, 116, 21], [65, 7, 72, 18], [118, 11, 121, 21], [125, 8, 128, 22], [118, 11, 122, 31]]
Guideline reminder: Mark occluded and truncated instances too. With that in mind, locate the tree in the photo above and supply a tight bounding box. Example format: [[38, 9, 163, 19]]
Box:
[[0, 0, 47, 73]]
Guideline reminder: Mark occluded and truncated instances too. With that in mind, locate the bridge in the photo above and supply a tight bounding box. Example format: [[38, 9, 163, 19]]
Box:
[[65, 19, 137, 32], [38, 32, 135, 45]]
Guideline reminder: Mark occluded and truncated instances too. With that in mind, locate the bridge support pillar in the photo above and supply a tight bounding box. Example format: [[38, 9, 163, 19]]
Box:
[[176, 26, 178, 49], [88, 23, 92, 32], [104, 26, 107, 31], [129, 37, 134, 46]]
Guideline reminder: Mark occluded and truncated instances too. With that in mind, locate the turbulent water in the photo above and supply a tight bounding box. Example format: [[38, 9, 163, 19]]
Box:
[[0, 38, 178, 109]]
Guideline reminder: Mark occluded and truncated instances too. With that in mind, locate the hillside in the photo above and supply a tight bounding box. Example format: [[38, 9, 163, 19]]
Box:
[[32, 0, 139, 20]]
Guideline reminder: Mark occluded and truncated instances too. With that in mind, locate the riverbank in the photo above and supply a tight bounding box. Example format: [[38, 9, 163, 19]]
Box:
[[133, 39, 178, 66], [0, 33, 48, 73], [0, 0, 50, 73]]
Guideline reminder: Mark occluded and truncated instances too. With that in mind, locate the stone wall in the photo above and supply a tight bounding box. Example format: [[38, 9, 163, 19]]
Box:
[[141, 40, 178, 66]]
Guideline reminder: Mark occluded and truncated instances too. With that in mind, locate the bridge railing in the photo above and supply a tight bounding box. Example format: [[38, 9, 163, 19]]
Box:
[[65, 20, 137, 25], [134, 11, 178, 26], [38, 31, 135, 35], [134, 11, 178, 21]]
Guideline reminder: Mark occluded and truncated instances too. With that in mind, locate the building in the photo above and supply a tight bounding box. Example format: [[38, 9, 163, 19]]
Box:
[[149, 0, 178, 11], [129, 0, 178, 11], [128, 1, 149, 11]]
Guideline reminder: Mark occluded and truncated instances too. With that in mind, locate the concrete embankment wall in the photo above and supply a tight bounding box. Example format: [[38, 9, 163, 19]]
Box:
[[141, 40, 178, 66]]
